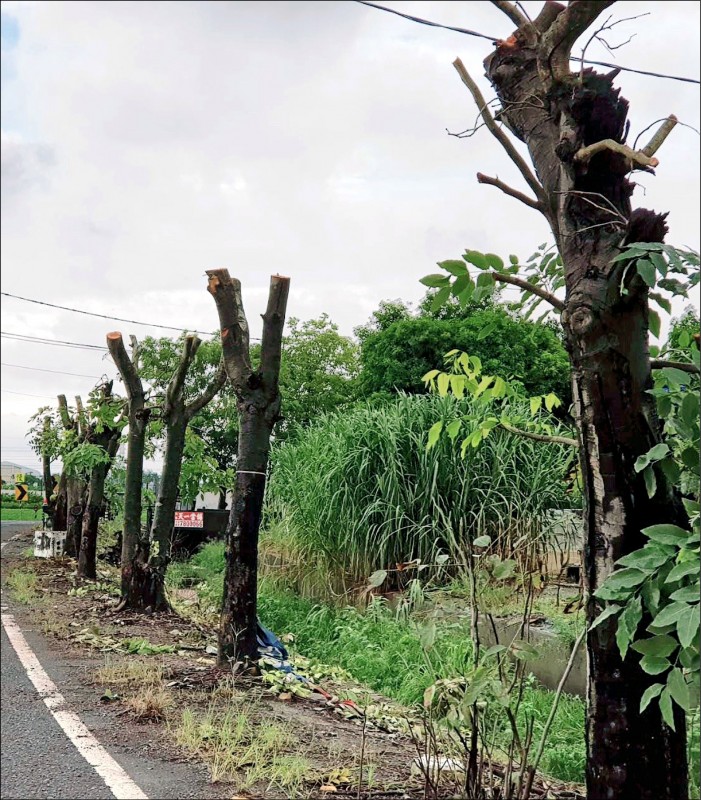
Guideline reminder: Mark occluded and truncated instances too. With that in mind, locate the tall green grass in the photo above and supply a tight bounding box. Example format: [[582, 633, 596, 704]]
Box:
[[263, 394, 576, 597]]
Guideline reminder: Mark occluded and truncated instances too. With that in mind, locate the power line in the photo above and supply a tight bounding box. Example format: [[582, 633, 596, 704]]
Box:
[[0, 362, 104, 379], [1, 292, 263, 341], [356, 1, 700, 85], [1, 331, 108, 351], [1, 389, 57, 400]]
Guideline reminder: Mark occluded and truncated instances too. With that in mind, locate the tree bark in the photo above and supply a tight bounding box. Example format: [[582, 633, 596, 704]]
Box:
[[461, 3, 688, 796], [107, 333, 151, 609], [65, 476, 86, 558], [76, 384, 121, 579], [206, 271, 290, 665]]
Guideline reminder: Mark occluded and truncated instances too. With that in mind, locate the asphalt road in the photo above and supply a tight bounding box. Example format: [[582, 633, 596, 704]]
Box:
[[1, 522, 114, 799]]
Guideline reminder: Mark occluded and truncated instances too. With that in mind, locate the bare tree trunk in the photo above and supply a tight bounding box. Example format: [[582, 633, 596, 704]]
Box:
[[76, 384, 121, 579], [144, 338, 225, 612], [453, 4, 688, 796], [108, 333, 151, 609], [65, 477, 86, 558], [207, 271, 290, 665]]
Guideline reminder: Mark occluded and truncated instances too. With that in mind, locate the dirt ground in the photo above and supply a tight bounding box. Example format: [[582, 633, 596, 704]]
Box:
[[1, 533, 585, 800]]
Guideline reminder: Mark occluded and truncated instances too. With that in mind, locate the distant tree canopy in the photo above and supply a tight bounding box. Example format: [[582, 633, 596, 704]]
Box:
[[356, 295, 571, 406]]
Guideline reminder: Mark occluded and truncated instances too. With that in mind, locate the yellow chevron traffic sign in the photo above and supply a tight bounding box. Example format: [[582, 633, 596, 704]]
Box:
[[14, 483, 29, 502]]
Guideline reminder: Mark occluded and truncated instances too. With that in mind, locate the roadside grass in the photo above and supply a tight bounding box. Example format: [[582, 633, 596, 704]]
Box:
[[124, 687, 174, 722], [0, 507, 41, 521], [5, 567, 42, 604], [172, 703, 316, 793], [94, 659, 165, 690], [167, 541, 586, 784]]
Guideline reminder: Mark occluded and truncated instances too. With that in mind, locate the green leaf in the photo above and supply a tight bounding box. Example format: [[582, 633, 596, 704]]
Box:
[[651, 602, 689, 628], [677, 605, 700, 649], [420, 274, 451, 288], [476, 272, 495, 291], [616, 546, 670, 572], [451, 273, 473, 298], [446, 419, 462, 441], [649, 251, 668, 277], [665, 561, 699, 583], [484, 253, 504, 271], [681, 392, 699, 427], [437, 373, 450, 397], [601, 568, 648, 591], [667, 668, 691, 712], [463, 250, 487, 270], [482, 644, 508, 659], [422, 369, 440, 382], [640, 683, 664, 713], [679, 330, 691, 348], [476, 321, 497, 341], [659, 687, 675, 729], [427, 421, 443, 450], [493, 559, 517, 580], [644, 524, 689, 546], [529, 396, 542, 416], [649, 293, 672, 314], [473, 535, 491, 548], [637, 259, 657, 287], [616, 596, 643, 659], [648, 309, 661, 339], [509, 254, 519, 266], [492, 376, 507, 398], [640, 655, 672, 676], [590, 605, 622, 630], [367, 569, 387, 588], [663, 367, 693, 386], [631, 634, 678, 658], [643, 466, 657, 498], [681, 446, 700, 473], [430, 286, 451, 311], [439, 259, 468, 276], [670, 585, 700, 603]]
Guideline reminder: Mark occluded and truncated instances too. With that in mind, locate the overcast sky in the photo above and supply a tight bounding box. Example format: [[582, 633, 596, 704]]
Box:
[[2, 0, 699, 473]]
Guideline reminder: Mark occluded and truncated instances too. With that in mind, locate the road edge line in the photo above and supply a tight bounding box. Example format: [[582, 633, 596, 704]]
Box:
[[1, 610, 149, 800]]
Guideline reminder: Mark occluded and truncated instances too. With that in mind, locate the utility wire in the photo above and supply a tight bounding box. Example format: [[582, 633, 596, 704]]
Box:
[[1, 389, 58, 400], [1, 331, 109, 351], [1, 292, 263, 341], [356, 1, 700, 85], [0, 362, 103, 379]]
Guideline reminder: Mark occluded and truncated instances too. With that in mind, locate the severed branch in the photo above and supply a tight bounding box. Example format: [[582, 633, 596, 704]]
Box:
[[641, 115, 678, 158], [453, 58, 547, 208], [107, 333, 143, 399], [650, 360, 700, 375], [492, 271, 565, 311], [260, 275, 291, 398], [501, 420, 578, 447], [477, 172, 543, 211], [166, 335, 201, 414], [206, 270, 253, 395], [574, 139, 660, 169]]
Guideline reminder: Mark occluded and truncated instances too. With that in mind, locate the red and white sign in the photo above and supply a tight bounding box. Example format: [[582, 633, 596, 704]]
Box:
[[174, 511, 204, 528]]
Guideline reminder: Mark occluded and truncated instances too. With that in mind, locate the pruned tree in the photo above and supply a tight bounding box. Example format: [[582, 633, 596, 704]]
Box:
[[438, 2, 691, 796], [206, 270, 290, 665], [144, 336, 226, 610], [107, 332, 152, 608], [76, 382, 124, 579]]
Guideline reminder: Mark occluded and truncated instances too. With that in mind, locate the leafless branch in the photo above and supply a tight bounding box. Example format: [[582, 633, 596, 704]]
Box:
[[633, 117, 699, 151], [500, 420, 578, 447], [555, 190, 628, 223], [260, 275, 291, 400], [206, 270, 252, 394], [453, 58, 546, 206], [641, 115, 678, 158], [650, 360, 700, 375], [186, 361, 227, 419], [107, 332, 143, 399], [477, 172, 542, 211], [574, 138, 660, 169], [578, 12, 649, 81], [166, 335, 201, 414], [490, 0, 529, 28], [492, 271, 565, 311], [540, 1, 617, 81]]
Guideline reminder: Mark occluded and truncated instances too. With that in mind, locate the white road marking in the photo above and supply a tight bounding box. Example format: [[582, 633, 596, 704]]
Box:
[[1, 611, 149, 799]]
